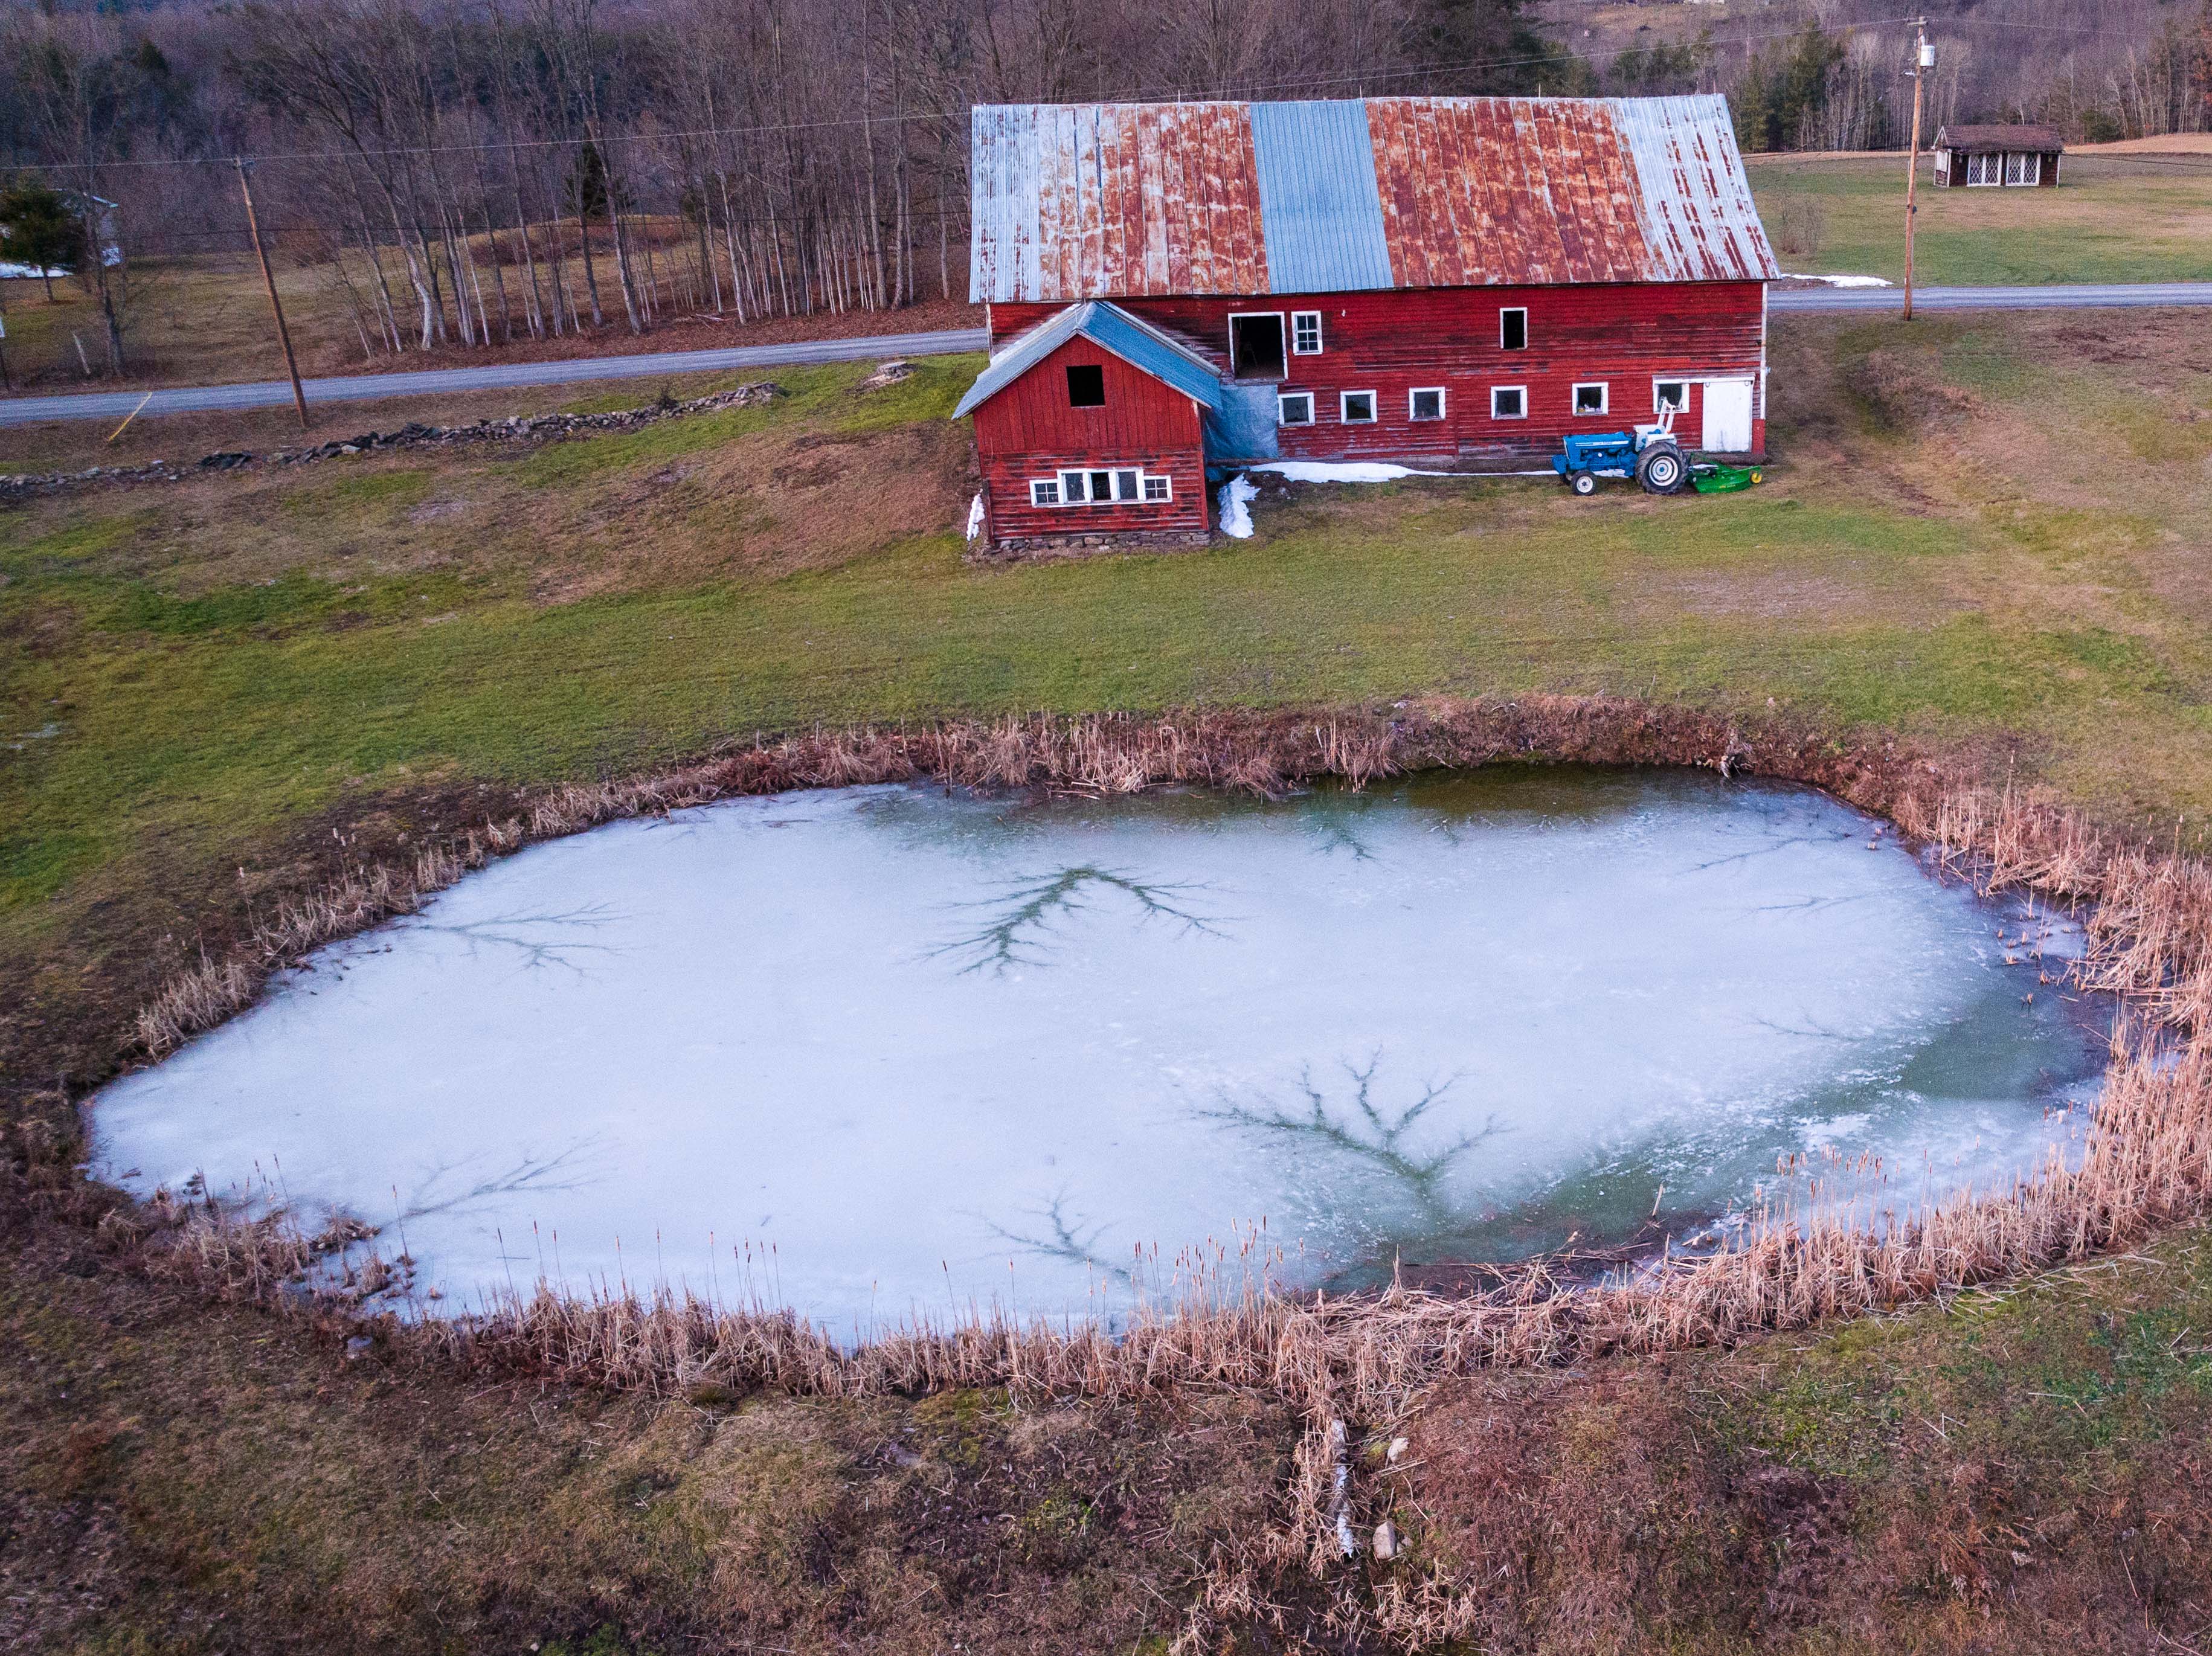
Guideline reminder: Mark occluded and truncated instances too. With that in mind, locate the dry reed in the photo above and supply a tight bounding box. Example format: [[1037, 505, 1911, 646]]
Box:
[[98, 696, 2212, 1642], [114, 696, 2212, 1408]]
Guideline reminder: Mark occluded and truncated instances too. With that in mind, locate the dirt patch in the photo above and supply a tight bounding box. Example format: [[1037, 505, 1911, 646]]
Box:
[[1625, 570, 1944, 625], [524, 420, 970, 602]]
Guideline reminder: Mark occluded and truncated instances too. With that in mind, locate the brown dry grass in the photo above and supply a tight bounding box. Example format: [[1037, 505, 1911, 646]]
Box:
[[84, 695, 2212, 1649], [21, 694, 2212, 1645]]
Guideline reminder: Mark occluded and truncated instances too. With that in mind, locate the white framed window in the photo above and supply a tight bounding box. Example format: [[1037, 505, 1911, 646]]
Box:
[[1653, 379, 1690, 414], [1967, 152, 2000, 187], [1409, 387, 1445, 421], [1279, 390, 1315, 426], [1340, 390, 1377, 423], [1572, 382, 1609, 416], [1499, 307, 1528, 351], [1291, 310, 1324, 355], [2005, 150, 2039, 186], [1032, 466, 1170, 507], [1490, 385, 1526, 419]]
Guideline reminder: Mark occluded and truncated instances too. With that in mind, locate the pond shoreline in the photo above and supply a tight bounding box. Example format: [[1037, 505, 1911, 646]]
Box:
[[42, 696, 2207, 1426]]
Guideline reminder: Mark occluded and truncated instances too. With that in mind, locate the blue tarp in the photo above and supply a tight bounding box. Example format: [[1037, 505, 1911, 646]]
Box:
[[1203, 383, 1282, 464]]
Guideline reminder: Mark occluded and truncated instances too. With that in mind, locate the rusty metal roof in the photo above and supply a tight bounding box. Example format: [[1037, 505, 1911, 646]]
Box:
[[1935, 124, 2065, 154], [971, 95, 1776, 301]]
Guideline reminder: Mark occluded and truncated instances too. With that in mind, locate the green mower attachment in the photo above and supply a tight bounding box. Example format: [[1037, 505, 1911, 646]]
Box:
[[1690, 461, 1761, 495]]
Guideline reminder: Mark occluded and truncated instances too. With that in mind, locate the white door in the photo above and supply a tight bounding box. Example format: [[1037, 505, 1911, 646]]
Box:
[[1702, 377, 1754, 452]]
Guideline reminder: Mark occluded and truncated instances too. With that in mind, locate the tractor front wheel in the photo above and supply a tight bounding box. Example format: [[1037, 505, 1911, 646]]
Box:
[[1638, 444, 1688, 495], [1569, 470, 1598, 496]]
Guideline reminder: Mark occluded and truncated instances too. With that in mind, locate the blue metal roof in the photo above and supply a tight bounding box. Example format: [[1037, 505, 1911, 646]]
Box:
[[953, 300, 1223, 419], [1249, 101, 1395, 294]]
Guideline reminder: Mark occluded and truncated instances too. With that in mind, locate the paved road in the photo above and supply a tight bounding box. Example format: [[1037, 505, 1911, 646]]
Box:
[[1768, 280, 2212, 313], [5, 282, 2210, 427], [0, 326, 991, 428]]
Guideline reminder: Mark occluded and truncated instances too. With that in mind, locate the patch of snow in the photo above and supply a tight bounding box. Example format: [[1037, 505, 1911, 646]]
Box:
[[964, 492, 984, 542], [1254, 460, 1446, 484], [1217, 472, 1259, 538], [1781, 272, 1894, 288], [0, 260, 67, 280]]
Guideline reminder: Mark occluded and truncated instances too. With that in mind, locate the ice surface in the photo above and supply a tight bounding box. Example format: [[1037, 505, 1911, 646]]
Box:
[[89, 771, 2111, 1332]]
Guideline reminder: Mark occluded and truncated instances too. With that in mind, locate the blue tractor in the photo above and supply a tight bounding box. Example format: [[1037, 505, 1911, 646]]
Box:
[[1551, 404, 1690, 497]]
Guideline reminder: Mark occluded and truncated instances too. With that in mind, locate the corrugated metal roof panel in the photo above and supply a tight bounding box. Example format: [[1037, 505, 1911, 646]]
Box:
[[1249, 101, 1394, 294], [1611, 95, 1780, 283], [969, 95, 1774, 301], [953, 300, 1223, 419], [969, 103, 1268, 306]]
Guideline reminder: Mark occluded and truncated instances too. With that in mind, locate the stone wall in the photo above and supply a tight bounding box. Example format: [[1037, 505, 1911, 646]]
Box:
[[970, 527, 1215, 564]]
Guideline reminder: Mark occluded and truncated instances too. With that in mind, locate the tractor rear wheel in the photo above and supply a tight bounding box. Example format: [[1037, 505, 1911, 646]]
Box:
[[1638, 444, 1687, 495], [1569, 470, 1598, 496]]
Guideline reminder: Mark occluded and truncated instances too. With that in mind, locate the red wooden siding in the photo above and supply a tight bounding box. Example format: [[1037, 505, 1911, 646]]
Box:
[[987, 278, 1767, 461], [971, 333, 1209, 541]]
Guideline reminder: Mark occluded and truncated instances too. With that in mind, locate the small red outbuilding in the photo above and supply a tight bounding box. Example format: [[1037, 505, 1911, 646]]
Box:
[[958, 94, 1780, 554]]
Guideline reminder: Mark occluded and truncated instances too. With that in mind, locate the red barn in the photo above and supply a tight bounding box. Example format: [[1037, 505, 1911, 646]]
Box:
[[956, 95, 1780, 554]]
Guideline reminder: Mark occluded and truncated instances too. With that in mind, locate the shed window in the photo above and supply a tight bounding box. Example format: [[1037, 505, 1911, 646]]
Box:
[[1409, 387, 1445, 421], [1340, 390, 1377, 423], [2005, 151, 2039, 186], [1654, 379, 1690, 414], [1967, 152, 2000, 186], [1500, 307, 1528, 351], [1034, 466, 1168, 507], [1572, 382, 1609, 416], [1291, 310, 1324, 355], [1066, 364, 1105, 407], [1279, 391, 1315, 426], [1491, 385, 1526, 420]]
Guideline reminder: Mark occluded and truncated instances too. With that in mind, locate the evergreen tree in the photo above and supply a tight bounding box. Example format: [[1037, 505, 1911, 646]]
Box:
[[0, 179, 83, 300]]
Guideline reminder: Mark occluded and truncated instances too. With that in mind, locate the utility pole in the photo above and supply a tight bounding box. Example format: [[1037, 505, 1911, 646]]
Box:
[[1903, 19, 1932, 321], [236, 156, 309, 428]]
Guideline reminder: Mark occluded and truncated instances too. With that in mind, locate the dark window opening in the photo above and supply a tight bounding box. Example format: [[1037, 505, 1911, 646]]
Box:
[[1066, 364, 1105, 407], [1500, 308, 1528, 351], [1229, 314, 1287, 382], [1088, 470, 1113, 502]]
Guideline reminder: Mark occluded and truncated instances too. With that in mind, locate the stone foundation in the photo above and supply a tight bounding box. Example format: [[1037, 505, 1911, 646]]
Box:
[[969, 528, 1216, 564]]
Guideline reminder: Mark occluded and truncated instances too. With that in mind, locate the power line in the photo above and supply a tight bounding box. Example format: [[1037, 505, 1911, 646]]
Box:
[[0, 13, 1940, 172], [0, 11, 2187, 176]]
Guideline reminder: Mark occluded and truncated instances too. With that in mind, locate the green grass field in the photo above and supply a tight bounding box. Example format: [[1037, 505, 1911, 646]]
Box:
[[10, 306, 2212, 1652], [1750, 153, 2212, 284]]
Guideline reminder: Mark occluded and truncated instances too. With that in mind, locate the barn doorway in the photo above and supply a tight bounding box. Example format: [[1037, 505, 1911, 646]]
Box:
[[1702, 378, 1754, 452], [1229, 313, 1287, 381]]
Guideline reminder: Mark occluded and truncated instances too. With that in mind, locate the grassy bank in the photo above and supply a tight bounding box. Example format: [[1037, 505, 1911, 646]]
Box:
[[1749, 152, 2212, 284], [8, 306, 2212, 1651]]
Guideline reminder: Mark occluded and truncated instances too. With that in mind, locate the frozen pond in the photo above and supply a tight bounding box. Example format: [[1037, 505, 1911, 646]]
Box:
[[90, 771, 2112, 1330]]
